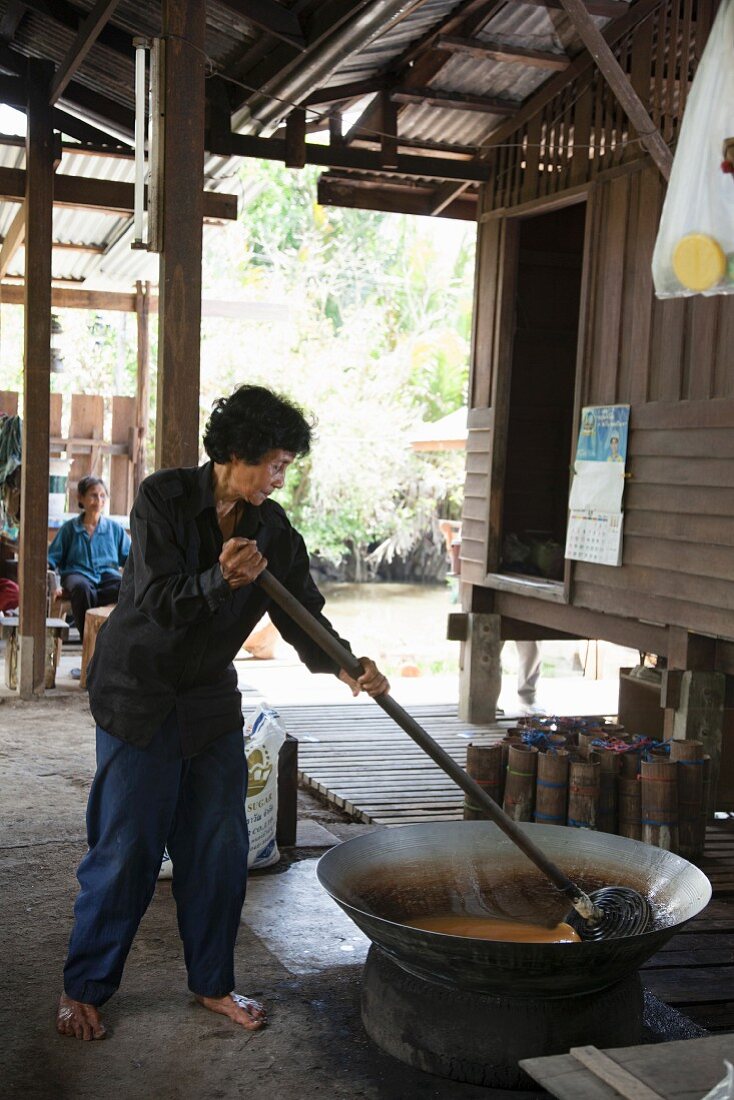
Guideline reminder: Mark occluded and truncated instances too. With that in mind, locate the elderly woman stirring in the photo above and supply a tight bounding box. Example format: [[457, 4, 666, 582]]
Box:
[[57, 385, 389, 1040], [48, 475, 130, 642]]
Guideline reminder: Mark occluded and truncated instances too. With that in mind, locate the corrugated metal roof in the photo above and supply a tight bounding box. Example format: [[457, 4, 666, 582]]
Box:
[[0, 0, 637, 279]]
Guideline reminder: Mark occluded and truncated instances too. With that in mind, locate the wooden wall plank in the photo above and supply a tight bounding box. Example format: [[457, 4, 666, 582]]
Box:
[[574, 561, 734, 612], [68, 393, 105, 489], [626, 482, 732, 517], [685, 296, 719, 401], [621, 167, 660, 404], [630, 456, 734, 488], [470, 218, 501, 409], [632, 399, 734, 430], [714, 300, 734, 398], [109, 395, 135, 514], [625, 510, 734, 548], [589, 174, 628, 403], [623, 535, 734, 583], [574, 580, 734, 642], [631, 427, 734, 458]]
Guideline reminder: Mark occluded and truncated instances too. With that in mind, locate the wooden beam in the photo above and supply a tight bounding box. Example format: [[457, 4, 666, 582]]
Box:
[[515, 0, 629, 17], [317, 175, 478, 220], [380, 89, 398, 170], [217, 0, 305, 49], [19, 58, 54, 697], [302, 76, 387, 108], [391, 86, 518, 115], [345, 0, 506, 144], [556, 0, 672, 179], [0, 283, 137, 310], [52, 241, 105, 253], [428, 180, 471, 216], [437, 35, 570, 71], [52, 107, 132, 150], [56, 80, 135, 141], [156, 0, 205, 469], [49, 0, 123, 105], [0, 203, 25, 277], [16, 0, 133, 58], [284, 106, 306, 168], [218, 132, 491, 182], [0, 165, 238, 219], [134, 280, 150, 493]]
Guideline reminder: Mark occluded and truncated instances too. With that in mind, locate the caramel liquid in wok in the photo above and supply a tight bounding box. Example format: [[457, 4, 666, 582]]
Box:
[[405, 915, 581, 943]]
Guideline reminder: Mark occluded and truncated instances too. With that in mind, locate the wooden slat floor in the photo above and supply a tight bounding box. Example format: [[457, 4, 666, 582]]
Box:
[[280, 701, 734, 1033]]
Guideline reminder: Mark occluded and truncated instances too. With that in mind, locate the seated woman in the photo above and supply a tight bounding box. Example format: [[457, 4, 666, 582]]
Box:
[[48, 476, 130, 642]]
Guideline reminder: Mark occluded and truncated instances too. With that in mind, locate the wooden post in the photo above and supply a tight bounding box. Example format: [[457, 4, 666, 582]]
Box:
[[458, 611, 502, 723], [669, 671, 725, 818], [18, 59, 54, 698], [134, 279, 150, 492], [156, 0, 206, 470]]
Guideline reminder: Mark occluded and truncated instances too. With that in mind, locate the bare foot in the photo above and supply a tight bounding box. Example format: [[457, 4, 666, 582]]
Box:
[[196, 992, 267, 1031], [56, 993, 107, 1041]]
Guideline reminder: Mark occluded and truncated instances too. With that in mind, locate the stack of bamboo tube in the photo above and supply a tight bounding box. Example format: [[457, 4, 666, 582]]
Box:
[[464, 722, 709, 859]]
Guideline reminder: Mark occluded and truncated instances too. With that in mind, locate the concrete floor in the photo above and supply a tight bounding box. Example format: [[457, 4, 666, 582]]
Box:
[[0, 692, 546, 1100]]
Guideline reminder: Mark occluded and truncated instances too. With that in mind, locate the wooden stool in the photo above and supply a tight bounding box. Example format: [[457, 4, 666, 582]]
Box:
[[80, 605, 116, 688], [0, 616, 70, 690]]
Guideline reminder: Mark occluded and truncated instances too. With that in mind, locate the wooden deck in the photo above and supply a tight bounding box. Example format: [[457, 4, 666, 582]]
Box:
[[281, 701, 734, 1034]]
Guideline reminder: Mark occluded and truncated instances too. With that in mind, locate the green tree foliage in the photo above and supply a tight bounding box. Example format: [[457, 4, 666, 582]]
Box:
[[199, 161, 474, 573]]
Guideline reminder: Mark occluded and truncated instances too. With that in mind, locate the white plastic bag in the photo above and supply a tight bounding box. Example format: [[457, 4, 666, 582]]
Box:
[[700, 1060, 734, 1100], [244, 704, 286, 869], [652, 0, 734, 298]]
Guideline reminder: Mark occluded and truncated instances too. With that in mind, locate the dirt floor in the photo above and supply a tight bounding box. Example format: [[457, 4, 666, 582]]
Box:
[[0, 693, 546, 1100]]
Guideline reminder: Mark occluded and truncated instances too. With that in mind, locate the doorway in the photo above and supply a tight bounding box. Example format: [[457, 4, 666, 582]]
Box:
[[499, 201, 586, 584]]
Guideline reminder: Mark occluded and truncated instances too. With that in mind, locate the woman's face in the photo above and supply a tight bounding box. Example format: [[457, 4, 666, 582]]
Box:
[[80, 484, 107, 516], [227, 449, 295, 505]]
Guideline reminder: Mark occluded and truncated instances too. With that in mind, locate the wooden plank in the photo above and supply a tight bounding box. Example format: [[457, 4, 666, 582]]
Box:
[[49, 0, 123, 105], [632, 398, 734, 431], [622, 535, 734, 583], [630, 427, 734, 459], [156, 0, 205, 470], [522, 1034, 734, 1100], [0, 203, 25, 278], [0, 166, 236, 220], [556, 0, 672, 178], [624, 511, 734, 549], [630, 455, 734, 489], [621, 168, 660, 404], [68, 393, 104, 488], [572, 581, 734, 641], [109, 395, 134, 515], [438, 35, 569, 70], [18, 59, 54, 698], [590, 174, 628, 403]]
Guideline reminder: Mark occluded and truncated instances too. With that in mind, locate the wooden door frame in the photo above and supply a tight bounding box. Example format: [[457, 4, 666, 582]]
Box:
[[481, 188, 593, 604]]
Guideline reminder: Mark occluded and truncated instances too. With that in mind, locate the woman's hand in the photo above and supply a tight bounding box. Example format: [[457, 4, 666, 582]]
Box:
[[338, 657, 390, 698], [219, 538, 267, 589]]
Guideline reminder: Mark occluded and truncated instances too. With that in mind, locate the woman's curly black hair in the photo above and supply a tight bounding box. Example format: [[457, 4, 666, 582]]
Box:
[[203, 385, 313, 465]]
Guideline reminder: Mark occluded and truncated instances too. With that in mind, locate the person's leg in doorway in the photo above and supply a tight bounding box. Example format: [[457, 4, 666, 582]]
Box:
[[516, 640, 543, 713]]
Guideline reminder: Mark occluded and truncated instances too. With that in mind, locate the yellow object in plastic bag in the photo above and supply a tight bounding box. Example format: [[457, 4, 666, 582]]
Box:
[[672, 233, 726, 291]]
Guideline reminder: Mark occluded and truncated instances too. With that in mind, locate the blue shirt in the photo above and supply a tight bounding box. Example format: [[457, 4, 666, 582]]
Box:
[[48, 514, 130, 585]]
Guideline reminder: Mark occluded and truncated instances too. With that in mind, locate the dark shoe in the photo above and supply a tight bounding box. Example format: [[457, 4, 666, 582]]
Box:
[[70, 668, 81, 680]]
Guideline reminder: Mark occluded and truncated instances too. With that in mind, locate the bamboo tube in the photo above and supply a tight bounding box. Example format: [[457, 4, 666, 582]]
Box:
[[670, 740, 705, 859], [464, 742, 505, 820], [567, 753, 601, 830], [503, 744, 538, 822], [620, 746, 642, 778], [577, 731, 603, 759], [534, 749, 569, 827], [640, 758, 679, 852], [618, 776, 642, 840], [597, 746, 621, 834]]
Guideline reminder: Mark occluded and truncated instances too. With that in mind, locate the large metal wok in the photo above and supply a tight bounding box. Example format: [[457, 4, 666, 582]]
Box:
[[317, 822, 711, 997]]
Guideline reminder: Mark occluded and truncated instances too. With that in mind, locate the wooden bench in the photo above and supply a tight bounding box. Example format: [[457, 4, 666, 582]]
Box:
[[0, 616, 69, 689]]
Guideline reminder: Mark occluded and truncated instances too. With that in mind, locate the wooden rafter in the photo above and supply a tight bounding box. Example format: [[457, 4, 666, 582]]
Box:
[[0, 1, 27, 41], [217, 0, 305, 49], [13, 0, 133, 59], [0, 203, 25, 277], [0, 166, 238, 219], [437, 35, 570, 72], [515, 0, 628, 17], [391, 87, 518, 115], [52, 108, 132, 150], [49, 0, 123, 105], [345, 0, 506, 144], [212, 131, 490, 181], [555, 0, 672, 179], [317, 174, 477, 220]]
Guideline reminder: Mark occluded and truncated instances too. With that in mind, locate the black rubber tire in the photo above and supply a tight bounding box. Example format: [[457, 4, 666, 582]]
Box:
[[361, 944, 644, 1090]]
